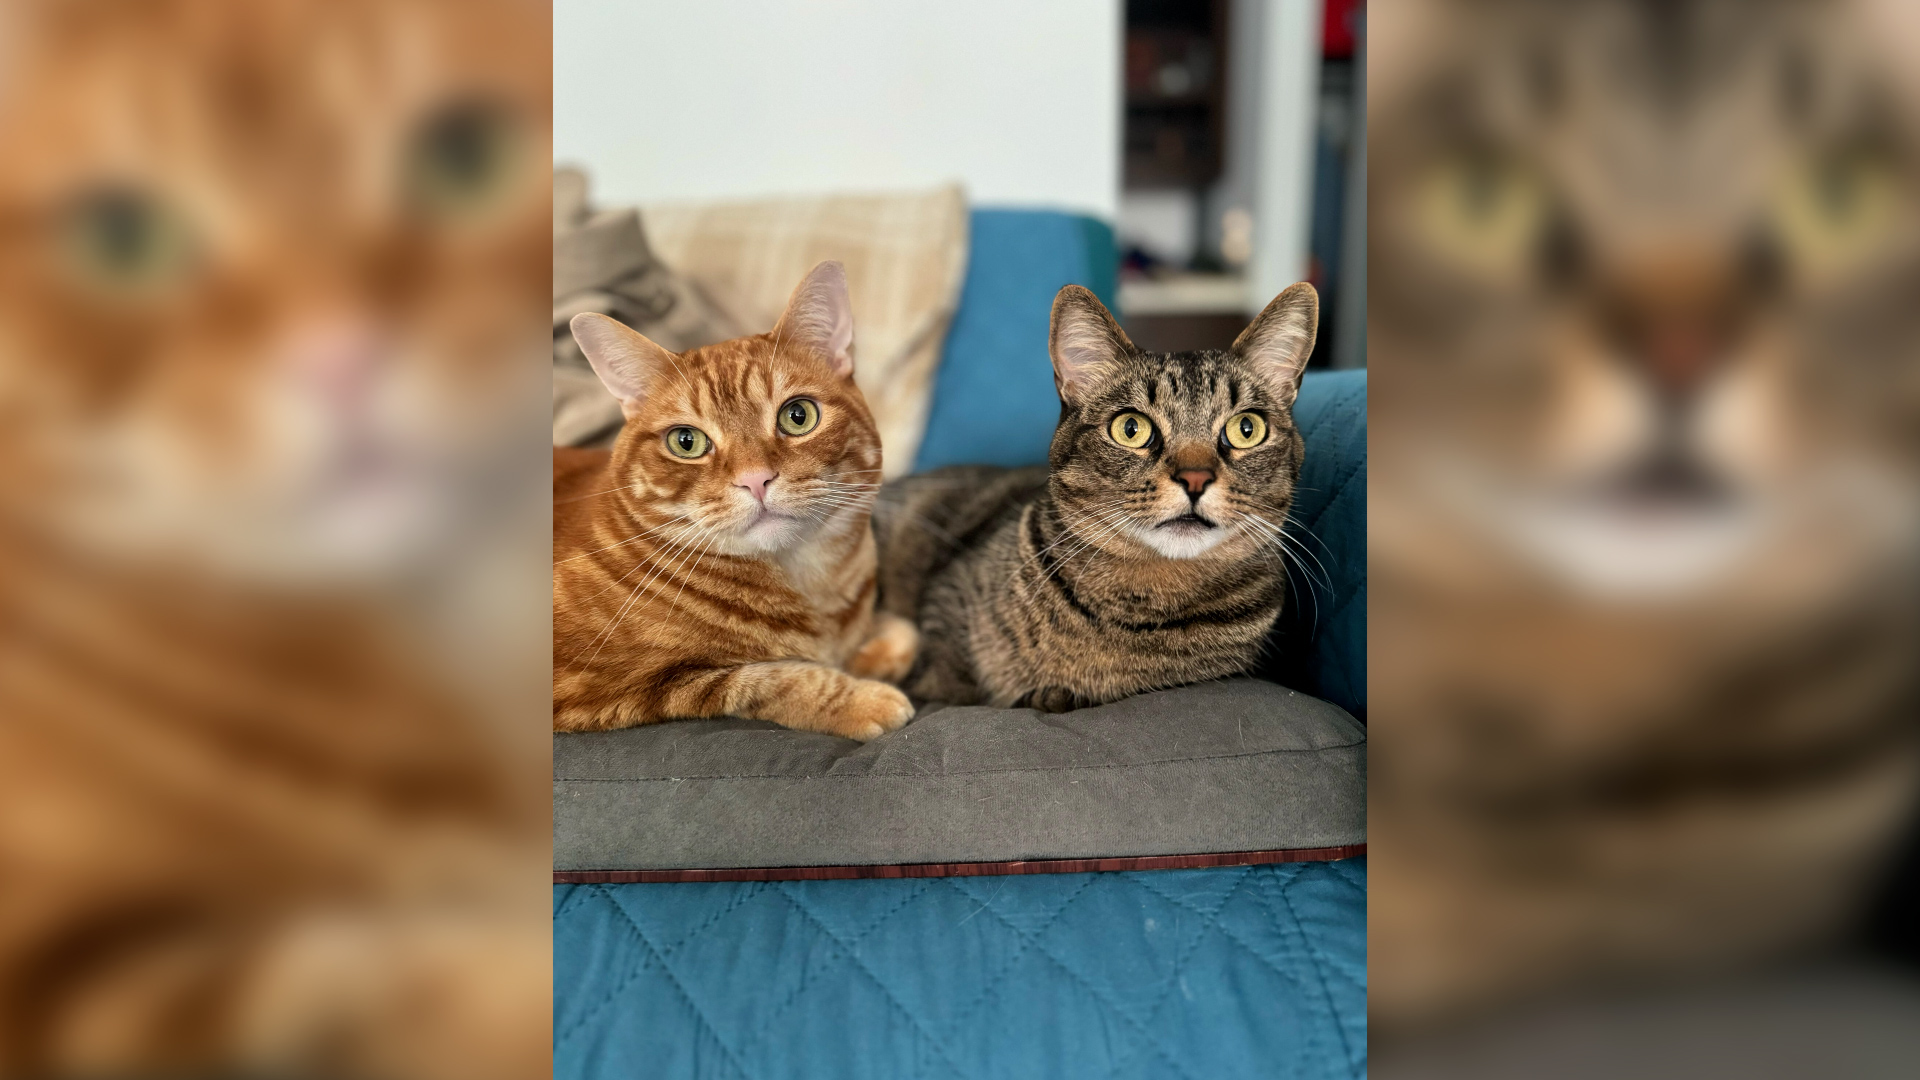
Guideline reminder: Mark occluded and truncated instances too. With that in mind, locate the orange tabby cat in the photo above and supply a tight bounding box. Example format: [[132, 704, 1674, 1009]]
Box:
[[554, 261, 919, 738]]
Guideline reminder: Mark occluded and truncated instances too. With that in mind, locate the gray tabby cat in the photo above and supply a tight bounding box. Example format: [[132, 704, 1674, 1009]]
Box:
[[875, 283, 1317, 711]]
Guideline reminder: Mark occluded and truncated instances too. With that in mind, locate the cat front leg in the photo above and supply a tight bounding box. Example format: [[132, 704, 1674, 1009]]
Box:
[[845, 612, 919, 684], [672, 660, 915, 741], [1012, 685, 1100, 713]]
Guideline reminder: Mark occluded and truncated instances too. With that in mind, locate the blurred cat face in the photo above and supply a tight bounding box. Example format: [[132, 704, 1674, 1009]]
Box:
[[1371, 0, 1920, 597], [0, 0, 550, 578]]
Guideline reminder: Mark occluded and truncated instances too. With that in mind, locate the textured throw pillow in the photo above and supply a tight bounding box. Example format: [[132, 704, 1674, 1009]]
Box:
[[638, 187, 970, 477]]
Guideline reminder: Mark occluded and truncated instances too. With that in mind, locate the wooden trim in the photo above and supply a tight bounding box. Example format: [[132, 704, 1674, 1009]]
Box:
[[554, 844, 1365, 884]]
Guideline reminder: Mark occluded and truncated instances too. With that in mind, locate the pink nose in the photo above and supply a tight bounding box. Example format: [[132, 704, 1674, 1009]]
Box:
[[287, 318, 386, 409], [735, 470, 777, 503]]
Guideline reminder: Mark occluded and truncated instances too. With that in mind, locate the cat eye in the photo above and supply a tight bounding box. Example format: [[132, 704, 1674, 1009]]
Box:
[[405, 101, 522, 221], [1109, 411, 1155, 449], [664, 426, 711, 459], [1222, 411, 1268, 450], [777, 397, 821, 436], [1773, 149, 1902, 275], [1412, 153, 1547, 277], [61, 188, 198, 293]]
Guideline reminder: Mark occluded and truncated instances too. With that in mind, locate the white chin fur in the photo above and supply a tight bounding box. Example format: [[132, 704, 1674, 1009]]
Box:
[[1499, 501, 1764, 598], [730, 512, 809, 553], [1134, 521, 1231, 559]]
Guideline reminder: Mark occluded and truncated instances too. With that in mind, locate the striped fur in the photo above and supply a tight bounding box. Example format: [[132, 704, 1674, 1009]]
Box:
[[876, 284, 1319, 710], [553, 263, 917, 739]]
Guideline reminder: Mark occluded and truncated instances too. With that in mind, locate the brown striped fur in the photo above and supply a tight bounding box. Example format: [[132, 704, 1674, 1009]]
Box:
[[554, 261, 918, 739], [875, 283, 1318, 710]]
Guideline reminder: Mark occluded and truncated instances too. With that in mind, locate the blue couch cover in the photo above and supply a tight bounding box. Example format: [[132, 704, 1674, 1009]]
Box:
[[555, 860, 1365, 1080]]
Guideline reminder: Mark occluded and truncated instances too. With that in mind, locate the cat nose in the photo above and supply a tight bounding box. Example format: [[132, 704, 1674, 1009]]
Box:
[[1603, 249, 1743, 402], [285, 316, 387, 409], [735, 470, 777, 503], [1175, 469, 1215, 497]]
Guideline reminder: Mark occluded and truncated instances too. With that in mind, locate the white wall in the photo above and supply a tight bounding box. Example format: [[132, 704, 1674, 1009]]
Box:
[[1118, 190, 1199, 264], [554, 0, 1121, 219]]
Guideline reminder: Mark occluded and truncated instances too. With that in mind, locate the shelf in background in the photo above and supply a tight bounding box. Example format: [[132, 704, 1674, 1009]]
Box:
[[1119, 273, 1252, 317]]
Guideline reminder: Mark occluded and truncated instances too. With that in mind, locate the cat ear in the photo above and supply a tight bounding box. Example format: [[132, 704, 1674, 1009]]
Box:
[[1232, 282, 1319, 402], [1049, 285, 1134, 405], [773, 261, 856, 378], [570, 312, 677, 421]]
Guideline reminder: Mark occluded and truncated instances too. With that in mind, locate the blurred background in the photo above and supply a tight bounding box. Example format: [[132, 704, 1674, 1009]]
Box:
[[0, 0, 550, 1076], [1367, 0, 1920, 1075], [552, 0, 1366, 478]]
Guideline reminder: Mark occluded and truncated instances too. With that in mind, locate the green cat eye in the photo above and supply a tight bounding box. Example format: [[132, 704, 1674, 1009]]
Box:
[[405, 100, 521, 221], [62, 188, 197, 293], [664, 426, 711, 459], [1109, 411, 1154, 449], [777, 397, 820, 436], [1223, 411, 1268, 450]]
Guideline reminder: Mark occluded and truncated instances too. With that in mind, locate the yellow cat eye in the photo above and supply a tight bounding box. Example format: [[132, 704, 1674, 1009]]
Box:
[[777, 397, 820, 436], [1109, 411, 1154, 449], [405, 100, 521, 221], [1412, 153, 1547, 277], [62, 189, 197, 293], [1773, 150, 1902, 275], [664, 426, 711, 459], [1223, 411, 1268, 450]]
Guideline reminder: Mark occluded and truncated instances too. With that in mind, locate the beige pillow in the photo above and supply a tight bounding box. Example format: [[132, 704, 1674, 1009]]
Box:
[[639, 187, 969, 477]]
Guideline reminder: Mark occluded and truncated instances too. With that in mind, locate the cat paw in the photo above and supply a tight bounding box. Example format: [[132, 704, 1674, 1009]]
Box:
[[827, 680, 915, 741], [1016, 686, 1098, 713], [846, 614, 919, 684]]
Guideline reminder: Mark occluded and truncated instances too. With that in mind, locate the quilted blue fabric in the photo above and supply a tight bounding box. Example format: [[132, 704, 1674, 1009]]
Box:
[[1256, 369, 1367, 718], [553, 859, 1367, 1080]]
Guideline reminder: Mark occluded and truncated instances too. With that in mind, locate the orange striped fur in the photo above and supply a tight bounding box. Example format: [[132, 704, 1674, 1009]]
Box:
[[553, 262, 918, 738]]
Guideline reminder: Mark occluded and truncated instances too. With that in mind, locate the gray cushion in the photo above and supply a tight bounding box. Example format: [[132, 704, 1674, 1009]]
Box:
[[554, 678, 1366, 871]]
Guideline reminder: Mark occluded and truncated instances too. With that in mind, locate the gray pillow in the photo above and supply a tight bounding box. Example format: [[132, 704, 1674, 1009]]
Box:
[[554, 678, 1366, 872]]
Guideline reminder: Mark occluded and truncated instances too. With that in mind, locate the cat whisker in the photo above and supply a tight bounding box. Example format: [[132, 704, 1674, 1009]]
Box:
[[802, 494, 876, 513], [1280, 509, 1339, 563], [1037, 514, 1142, 593], [1237, 516, 1310, 623], [657, 526, 728, 620], [1017, 506, 1137, 601], [1268, 520, 1334, 596], [1242, 512, 1329, 633], [556, 482, 644, 504], [556, 514, 690, 564], [578, 518, 700, 601], [579, 520, 721, 667], [1025, 504, 1130, 568]]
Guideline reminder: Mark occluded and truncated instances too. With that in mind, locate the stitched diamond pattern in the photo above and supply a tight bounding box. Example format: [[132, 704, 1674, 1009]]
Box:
[[554, 861, 1367, 1080]]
